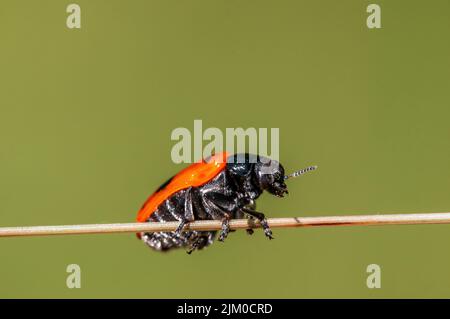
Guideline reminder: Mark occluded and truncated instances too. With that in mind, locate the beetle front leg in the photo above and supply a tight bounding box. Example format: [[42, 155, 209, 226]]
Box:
[[234, 209, 254, 235], [241, 207, 274, 240]]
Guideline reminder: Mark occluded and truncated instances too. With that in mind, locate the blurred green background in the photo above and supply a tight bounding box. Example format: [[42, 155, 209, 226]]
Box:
[[1, 0, 449, 298]]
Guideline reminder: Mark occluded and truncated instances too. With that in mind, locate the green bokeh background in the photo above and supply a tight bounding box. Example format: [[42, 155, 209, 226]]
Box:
[[1, 0, 449, 298]]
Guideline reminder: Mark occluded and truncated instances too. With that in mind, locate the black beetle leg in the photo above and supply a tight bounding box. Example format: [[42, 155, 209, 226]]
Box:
[[202, 192, 236, 242], [218, 216, 231, 242], [235, 209, 253, 235], [243, 200, 256, 235], [175, 187, 195, 236], [186, 233, 213, 254], [241, 207, 274, 240], [187, 236, 202, 254], [175, 219, 187, 235]]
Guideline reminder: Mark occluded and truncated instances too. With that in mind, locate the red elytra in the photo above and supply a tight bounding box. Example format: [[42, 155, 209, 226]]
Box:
[[136, 152, 229, 223]]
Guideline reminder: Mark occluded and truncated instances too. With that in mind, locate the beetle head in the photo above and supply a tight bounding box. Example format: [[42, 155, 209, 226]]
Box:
[[254, 157, 288, 197]]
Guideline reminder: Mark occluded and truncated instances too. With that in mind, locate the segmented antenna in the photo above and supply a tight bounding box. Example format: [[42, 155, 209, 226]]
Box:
[[284, 165, 318, 180]]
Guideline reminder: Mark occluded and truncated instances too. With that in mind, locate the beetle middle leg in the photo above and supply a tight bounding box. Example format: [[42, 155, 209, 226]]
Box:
[[218, 216, 231, 242], [187, 235, 205, 254], [202, 192, 237, 242], [186, 231, 216, 254]]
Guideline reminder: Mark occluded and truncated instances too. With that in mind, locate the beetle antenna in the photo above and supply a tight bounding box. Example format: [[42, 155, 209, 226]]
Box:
[[284, 165, 318, 180]]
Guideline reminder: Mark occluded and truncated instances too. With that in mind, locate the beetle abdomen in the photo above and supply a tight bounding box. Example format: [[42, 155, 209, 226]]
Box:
[[139, 190, 217, 251], [141, 230, 216, 252]]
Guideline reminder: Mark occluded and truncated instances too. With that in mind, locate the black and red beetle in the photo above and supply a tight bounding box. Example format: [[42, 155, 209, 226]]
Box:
[[136, 152, 316, 253]]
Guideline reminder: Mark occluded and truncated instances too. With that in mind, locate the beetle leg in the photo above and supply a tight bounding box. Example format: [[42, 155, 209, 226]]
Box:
[[175, 220, 187, 235], [187, 236, 203, 254], [234, 209, 254, 235], [236, 198, 257, 235], [204, 201, 231, 242], [243, 200, 257, 235], [186, 232, 215, 254], [202, 192, 235, 242], [175, 187, 195, 235], [203, 192, 236, 216], [218, 216, 231, 242], [241, 207, 274, 240]]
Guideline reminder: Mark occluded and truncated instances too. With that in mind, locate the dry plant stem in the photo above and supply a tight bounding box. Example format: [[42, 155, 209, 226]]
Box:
[[0, 212, 450, 238]]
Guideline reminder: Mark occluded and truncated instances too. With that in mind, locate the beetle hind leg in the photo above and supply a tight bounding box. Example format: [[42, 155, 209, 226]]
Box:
[[174, 187, 196, 236]]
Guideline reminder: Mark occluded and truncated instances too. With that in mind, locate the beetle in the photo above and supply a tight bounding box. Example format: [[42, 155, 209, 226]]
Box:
[[136, 152, 316, 253]]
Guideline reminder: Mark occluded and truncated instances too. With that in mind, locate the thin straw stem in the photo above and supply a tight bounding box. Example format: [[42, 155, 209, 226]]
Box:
[[0, 212, 450, 238]]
